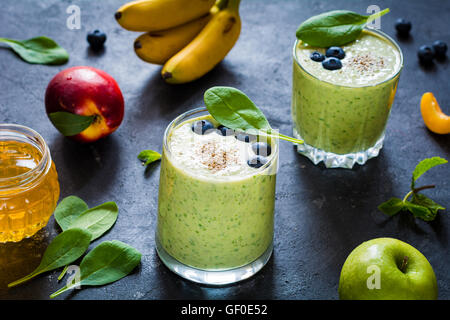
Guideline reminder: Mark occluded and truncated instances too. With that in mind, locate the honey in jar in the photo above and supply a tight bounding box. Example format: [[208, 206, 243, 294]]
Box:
[[0, 124, 60, 242]]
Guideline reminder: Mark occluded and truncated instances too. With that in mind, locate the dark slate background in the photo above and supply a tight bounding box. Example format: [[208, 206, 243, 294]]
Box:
[[0, 0, 448, 300]]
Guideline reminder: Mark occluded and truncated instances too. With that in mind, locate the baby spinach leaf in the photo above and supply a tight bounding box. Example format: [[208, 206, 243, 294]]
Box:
[[48, 112, 95, 137], [204, 86, 303, 144], [54, 196, 89, 231], [138, 150, 161, 166], [204, 86, 271, 132], [8, 228, 91, 288], [68, 202, 119, 241], [296, 8, 389, 47], [0, 36, 69, 65], [50, 240, 142, 298]]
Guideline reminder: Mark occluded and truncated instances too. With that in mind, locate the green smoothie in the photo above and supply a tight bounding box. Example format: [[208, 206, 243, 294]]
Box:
[[157, 110, 278, 271], [292, 29, 403, 165]]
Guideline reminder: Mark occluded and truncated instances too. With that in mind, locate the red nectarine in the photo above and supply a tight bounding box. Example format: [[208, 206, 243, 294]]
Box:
[[45, 66, 124, 143]]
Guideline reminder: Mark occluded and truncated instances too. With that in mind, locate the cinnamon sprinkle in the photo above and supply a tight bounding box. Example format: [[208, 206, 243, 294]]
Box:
[[348, 53, 385, 73], [196, 141, 239, 172]]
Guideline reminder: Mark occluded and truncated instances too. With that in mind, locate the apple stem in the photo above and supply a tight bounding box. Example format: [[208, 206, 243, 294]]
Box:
[[400, 256, 409, 273]]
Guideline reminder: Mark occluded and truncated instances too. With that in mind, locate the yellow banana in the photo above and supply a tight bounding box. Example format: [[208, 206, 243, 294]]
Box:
[[161, 0, 241, 84], [115, 0, 216, 32], [134, 13, 213, 65]]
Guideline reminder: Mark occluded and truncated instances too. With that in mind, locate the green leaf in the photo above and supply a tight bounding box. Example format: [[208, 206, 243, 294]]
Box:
[[138, 150, 161, 166], [296, 9, 389, 47], [404, 201, 436, 221], [204, 86, 272, 132], [48, 112, 95, 136], [8, 228, 92, 288], [0, 36, 69, 65], [68, 202, 119, 241], [411, 157, 448, 188], [411, 194, 445, 216], [378, 197, 404, 216], [54, 196, 89, 231], [50, 240, 142, 298]]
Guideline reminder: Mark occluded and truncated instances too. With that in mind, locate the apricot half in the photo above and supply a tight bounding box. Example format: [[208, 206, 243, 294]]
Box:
[[420, 92, 450, 134]]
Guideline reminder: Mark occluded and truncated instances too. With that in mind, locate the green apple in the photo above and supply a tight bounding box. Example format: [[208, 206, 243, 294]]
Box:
[[338, 237, 438, 300]]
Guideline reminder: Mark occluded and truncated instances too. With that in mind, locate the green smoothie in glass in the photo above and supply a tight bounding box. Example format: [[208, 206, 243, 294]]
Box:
[[156, 107, 278, 285], [292, 29, 403, 168]]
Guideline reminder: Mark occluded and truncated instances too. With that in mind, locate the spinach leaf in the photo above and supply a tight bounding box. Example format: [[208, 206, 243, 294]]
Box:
[[48, 112, 95, 137], [296, 8, 389, 47], [8, 228, 92, 288], [204, 86, 271, 132], [0, 36, 69, 65], [204, 86, 303, 144], [50, 240, 142, 298], [54, 196, 89, 231], [68, 202, 119, 241]]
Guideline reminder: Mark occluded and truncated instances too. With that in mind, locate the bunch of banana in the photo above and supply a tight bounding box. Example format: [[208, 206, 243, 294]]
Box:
[[115, 0, 241, 84]]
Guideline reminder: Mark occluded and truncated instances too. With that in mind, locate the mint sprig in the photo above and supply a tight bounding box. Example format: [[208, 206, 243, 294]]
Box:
[[138, 150, 161, 166], [378, 157, 448, 221]]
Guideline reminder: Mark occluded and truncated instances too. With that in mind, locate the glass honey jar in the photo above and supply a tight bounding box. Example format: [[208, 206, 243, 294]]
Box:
[[0, 124, 60, 242]]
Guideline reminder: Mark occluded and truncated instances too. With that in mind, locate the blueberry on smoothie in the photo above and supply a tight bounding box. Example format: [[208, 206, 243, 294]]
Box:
[[326, 47, 345, 59], [192, 120, 215, 135], [395, 19, 412, 37], [418, 45, 435, 64], [247, 155, 268, 168], [87, 30, 107, 50], [235, 132, 257, 143], [310, 51, 325, 62], [252, 142, 272, 157], [432, 40, 447, 58], [218, 125, 235, 136], [322, 57, 342, 70]]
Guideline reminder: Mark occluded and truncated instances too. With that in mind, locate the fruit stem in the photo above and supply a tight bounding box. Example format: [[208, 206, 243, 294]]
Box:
[[227, 0, 241, 11], [215, 0, 229, 10], [400, 255, 409, 273], [402, 184, 436, 203]]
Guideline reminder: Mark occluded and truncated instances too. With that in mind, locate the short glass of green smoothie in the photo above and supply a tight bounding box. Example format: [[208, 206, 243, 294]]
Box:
[[156, 107, 279, 285], [292, 29, 403, 168]]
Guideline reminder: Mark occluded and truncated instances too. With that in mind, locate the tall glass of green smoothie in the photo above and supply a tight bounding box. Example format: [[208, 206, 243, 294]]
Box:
[[156, 107, 278, 285], [292, 29, 403, 168]]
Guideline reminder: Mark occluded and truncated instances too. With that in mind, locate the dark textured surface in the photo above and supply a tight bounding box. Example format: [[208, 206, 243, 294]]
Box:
[[0, 0, 449, 300]]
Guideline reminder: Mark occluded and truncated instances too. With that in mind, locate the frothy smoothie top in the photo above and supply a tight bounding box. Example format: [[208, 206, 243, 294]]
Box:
[[295, 30, 402, 87], [167, 116, 275, 178]]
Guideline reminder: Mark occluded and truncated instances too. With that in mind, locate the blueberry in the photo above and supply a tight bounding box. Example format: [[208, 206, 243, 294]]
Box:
[[395, 18, 412, 36], [418, 45, 435, 64], [325, 47, 345, 59], [322, 57, 342, 70], [218, 125, 234, 136], [191, 120, 215, 135], [251, 142, 272, 157], [235, 132, 257, 143], [310, 51, 325, 62], [87, 30, 107, 50], [432, 40, 447, 58], [247, 155, 268, 169]]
